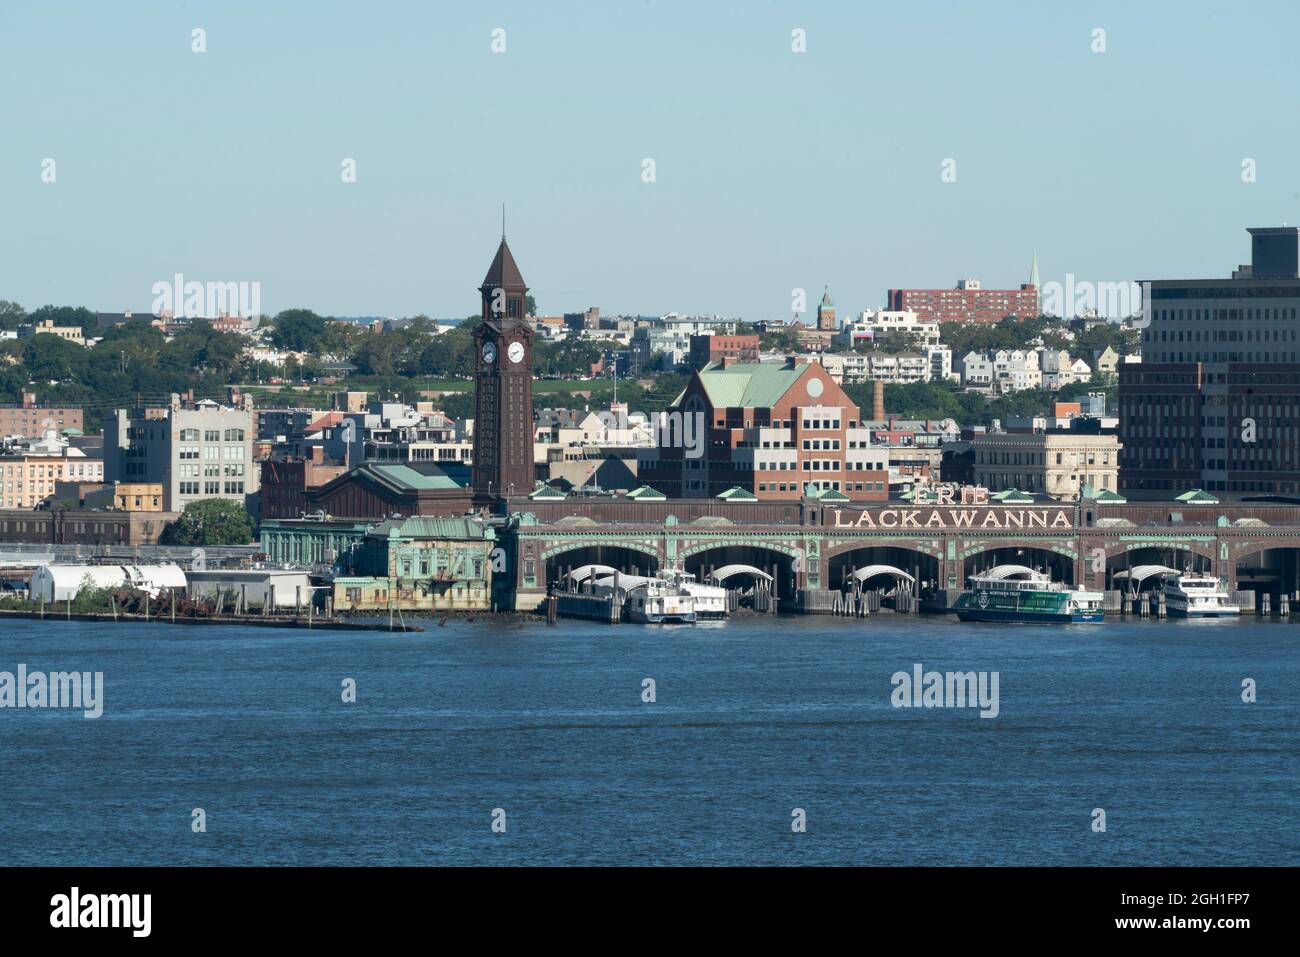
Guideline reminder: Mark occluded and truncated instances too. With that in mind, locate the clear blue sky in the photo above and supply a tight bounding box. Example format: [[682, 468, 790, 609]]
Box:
[[2, 1, 1298, 321]]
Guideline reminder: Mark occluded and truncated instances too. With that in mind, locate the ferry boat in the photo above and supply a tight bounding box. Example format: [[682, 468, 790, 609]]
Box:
[[661, 569, 729, 619], [1161, 574, 1240, 618], [593, 573, 698, 624], [954, 565, 1104, 623]]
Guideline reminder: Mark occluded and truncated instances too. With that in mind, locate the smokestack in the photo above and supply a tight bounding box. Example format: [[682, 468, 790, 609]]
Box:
[[872, 380, 885, 422]]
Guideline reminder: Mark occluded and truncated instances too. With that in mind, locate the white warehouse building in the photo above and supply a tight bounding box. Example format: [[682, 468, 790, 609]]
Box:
[[31, 564, 188, 603]]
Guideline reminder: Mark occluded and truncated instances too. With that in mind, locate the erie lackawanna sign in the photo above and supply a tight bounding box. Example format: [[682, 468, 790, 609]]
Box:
[[825, 484, 1074, 530], [828, 507, 1074, 530]]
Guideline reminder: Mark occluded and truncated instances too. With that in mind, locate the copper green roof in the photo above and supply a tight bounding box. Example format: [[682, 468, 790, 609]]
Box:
[[1081, 485, 1126, 503], [369, 516, 491, 539], [529, 484, 566, 499], [1175, 488, 1219, 503], [804, 485, 849, 501], [689, 361, 811, 408], [990, 487, 1035, 502], [715, 486, 758, 501], [358, 463, 464, 492], [626, 485, 666, 500]]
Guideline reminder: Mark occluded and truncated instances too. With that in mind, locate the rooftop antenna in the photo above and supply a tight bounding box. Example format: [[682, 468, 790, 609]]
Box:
[[502, 203, 506, 241]]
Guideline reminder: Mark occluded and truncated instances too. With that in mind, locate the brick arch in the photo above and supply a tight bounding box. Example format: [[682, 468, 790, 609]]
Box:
[[1099, 539, 1219, 565], [677, 539, 804, 562], [539, 538, 663, 563], [1227, 539, 1300, 563], [821, 539, 939, 563], [957, 539, 1079, 562]]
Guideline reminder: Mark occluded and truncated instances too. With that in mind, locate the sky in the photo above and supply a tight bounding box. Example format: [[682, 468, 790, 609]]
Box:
[[2, 0, 1299, 322]]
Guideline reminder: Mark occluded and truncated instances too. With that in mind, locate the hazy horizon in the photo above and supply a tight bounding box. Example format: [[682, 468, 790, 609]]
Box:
[[3, 1, 1298, 321]]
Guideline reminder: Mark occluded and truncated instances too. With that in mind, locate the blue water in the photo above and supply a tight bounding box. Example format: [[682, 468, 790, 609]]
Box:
[[0, 615, 1296, 866]]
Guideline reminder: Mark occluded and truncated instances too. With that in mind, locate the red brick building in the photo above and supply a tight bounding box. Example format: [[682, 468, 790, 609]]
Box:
[[688, 333, 760, 370], [887, 280, 1039, 324], [636, 357, 889, 501], [0, 392, 83, 438], [259, 449, 348, 520]]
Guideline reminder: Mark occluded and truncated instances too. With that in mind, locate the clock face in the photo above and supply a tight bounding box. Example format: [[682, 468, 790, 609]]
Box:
[[507, 341, 525, 364], [481, 342, 497, 363]]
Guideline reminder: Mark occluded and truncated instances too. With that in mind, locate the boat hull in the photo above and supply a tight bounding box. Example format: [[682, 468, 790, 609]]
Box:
[[628, 610, 697, 624], [955, 608, 1104, 624], [1166, 606, 1240, 619]]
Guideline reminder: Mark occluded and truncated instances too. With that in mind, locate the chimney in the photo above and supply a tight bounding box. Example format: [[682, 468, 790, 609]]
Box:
[[21, 391, 36, 409], [872, 380, 885, 422]]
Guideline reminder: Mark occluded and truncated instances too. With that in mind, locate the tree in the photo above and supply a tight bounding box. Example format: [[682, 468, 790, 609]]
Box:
[[160, 499, 256, 546], [269, 309, 327, 352], [0, 301, 26, 331], [525, 294, 537, 317], [22, 333, 88, 382]]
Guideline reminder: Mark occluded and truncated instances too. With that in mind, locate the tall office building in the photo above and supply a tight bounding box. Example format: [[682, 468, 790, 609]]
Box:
[[1119, 226, 1300, 495], [105, 395, 258, 511]]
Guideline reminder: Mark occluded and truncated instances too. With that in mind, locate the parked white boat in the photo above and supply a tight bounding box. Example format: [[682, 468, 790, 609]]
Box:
[[662, 569, 728, 619], [591, 573, 697, 623], [1161, 575, 1240, 618]]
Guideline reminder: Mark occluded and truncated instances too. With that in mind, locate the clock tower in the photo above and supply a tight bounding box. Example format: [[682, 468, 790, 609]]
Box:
[[472, 233, 534, 502]]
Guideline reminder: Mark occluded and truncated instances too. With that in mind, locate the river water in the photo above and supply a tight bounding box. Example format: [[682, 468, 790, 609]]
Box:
[[0, 614, 1295, 865]]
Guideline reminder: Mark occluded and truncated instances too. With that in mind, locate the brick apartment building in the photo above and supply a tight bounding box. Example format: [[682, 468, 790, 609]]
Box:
[[0, 393, 84, 438], [260, 449, 349, 520], [636, 357, 889, 501], [887, 279, 1040, 324], [1120, 225, 1300, 495], [687, 333, 760, 370]]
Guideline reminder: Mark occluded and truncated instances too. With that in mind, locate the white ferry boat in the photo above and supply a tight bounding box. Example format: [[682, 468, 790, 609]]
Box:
[[1161, 575, 1240, 618], [592, 573, 697, 624], [662, 569, 729, 619]]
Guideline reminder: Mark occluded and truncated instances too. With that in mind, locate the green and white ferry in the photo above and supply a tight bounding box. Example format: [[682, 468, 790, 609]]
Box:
[[954, 565, 1104, 623]]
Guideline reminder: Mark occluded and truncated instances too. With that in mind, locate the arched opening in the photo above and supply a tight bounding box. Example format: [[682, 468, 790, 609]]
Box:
[[682, 545, 796, 609], [1104, 546, 1212, 592], [545, 545, 659, 593], [827, 546, 939, 611], [964, 546, 1074, 586], [1235, 547, 1300, 611]]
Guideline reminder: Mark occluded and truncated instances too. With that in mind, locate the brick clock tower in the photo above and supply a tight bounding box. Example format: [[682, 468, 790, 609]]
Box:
[[472, 234, 534, 503]]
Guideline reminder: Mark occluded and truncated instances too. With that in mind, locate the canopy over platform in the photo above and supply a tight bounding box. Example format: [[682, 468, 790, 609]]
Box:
[[705, 564, 773, 584], [564, 564, 620, 584], [850, 564, 916, 584], [978, 564, 1041, 581], [1112, 564, 1181, 585]]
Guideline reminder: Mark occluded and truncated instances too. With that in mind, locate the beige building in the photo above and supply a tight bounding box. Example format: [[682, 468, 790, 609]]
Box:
[[973, 431, 1121, 501], [0, 438, 104, 509], [82, 482, 165, 511], [18, 318, 86, 346]]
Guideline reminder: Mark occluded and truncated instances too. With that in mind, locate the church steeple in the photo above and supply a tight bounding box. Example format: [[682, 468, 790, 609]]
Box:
[[1028, 251, 1041, 315], [816, 285, 837, 331]]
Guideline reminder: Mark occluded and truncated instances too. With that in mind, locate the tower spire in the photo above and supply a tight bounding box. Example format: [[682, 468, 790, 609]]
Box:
[[502, 203, 506, 241]]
